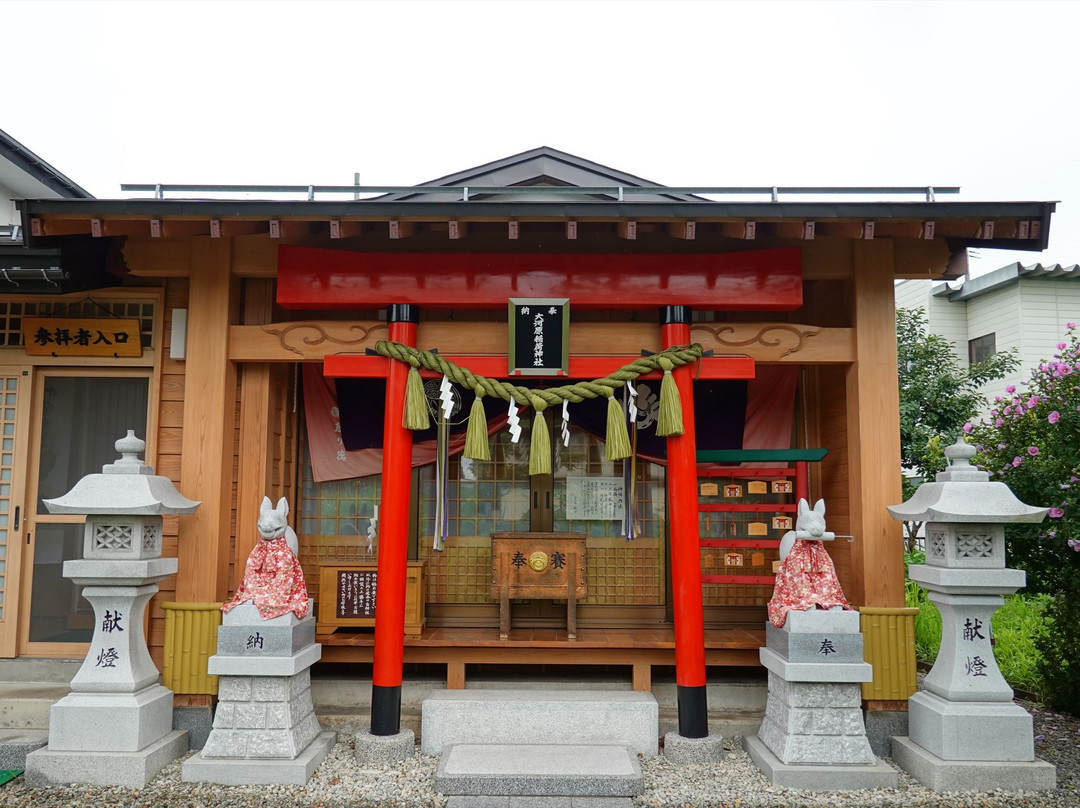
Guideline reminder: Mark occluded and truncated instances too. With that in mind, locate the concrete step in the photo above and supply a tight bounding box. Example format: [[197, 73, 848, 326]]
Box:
[[312, 672, 767, 713], [447, 796, 632, 808], [315, 706, 764, 745], [435, 744, 642, 797], [0, 729, 48, 768], [422, 690, 658, 756], [0, 683, 70, 729]]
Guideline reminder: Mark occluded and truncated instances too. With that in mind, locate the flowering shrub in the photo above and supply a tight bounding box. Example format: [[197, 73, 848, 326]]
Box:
[[968, 322, 1080, 712]]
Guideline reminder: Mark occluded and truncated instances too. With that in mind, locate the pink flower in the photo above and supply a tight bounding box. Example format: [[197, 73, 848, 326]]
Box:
[[1006, 385, 1017, 394], [998, 443, 1006, 450], [1028, 446, 1040, 456], [1059, 342, 1068, 350], [963, 422, 973, 434], [1027, 396, 1039, 409], [1049, 411, 1060, 424], [1050, 507, 1065, 518], [1068, 322, 1077, 329], [995, 418, 1004, 427], [1069, 539, 1080, 551], [1013, 456, 1023, 467]]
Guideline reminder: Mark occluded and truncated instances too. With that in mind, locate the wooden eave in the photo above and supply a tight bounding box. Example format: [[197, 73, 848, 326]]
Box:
[[16, 199, 1056, 277]]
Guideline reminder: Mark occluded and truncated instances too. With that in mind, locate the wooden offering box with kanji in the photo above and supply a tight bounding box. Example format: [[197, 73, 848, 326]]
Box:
[[316, 560, 426, 636], [491, 532, 587, 640]]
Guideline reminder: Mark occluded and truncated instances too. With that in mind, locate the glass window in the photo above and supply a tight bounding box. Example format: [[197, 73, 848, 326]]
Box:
[[969, 334, 996, 365]]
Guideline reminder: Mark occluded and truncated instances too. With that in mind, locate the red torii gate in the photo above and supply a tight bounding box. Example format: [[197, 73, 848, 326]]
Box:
[[278, 245, 803, 739]]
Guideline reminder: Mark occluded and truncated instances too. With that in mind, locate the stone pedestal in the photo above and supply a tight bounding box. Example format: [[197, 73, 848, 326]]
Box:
[[25, 559, 188, 788], [886, 438, 1056, 792], [745, 610, 898, 790], [182, 600, 335, 785], [24, 431, 198, 788]]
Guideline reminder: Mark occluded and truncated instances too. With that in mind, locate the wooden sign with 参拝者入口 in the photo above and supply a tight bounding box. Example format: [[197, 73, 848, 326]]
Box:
[[23, 318, 143, 357]]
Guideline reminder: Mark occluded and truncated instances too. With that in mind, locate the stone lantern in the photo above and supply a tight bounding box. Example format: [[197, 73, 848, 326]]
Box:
[[25, 430, 200, 789], [886, 437, 1055, 791]]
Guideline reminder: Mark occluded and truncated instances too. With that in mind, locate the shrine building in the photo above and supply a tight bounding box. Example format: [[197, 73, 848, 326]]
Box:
[[3, 147, 1056, 733]]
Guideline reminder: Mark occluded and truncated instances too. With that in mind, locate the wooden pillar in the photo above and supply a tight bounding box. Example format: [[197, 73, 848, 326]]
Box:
[[235, 279, 278, 569], [847, 241, 905, 608], [176, 238, 239, 603], [371, 304, 418, 736], [661, 305, 708, 739]]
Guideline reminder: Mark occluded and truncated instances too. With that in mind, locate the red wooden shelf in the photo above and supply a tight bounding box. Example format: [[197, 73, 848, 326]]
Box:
[[698, 467, 796, 478], [700, 539, 780, 549], [701, 574, 776, 586], [699, 503, 796, 513]]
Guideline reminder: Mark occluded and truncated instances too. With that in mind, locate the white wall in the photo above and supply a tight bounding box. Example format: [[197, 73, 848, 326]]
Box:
[[0, 182, 16, 227], [895, 279, 968, 365], [897, 275, 1080, 415]]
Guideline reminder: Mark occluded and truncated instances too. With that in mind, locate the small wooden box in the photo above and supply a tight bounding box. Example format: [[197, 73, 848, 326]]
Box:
[[316, 560, 426, 636], [490, 532, 587, 599], [490, 532, 586, 639]]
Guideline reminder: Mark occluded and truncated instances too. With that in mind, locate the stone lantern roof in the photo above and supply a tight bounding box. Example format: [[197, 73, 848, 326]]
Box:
[[43, 430, 200, 515], [886, 438, 1047, 524]]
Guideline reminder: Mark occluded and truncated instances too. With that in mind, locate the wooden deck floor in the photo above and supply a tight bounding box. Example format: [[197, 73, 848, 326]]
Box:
[[317, 626, 765, 690]]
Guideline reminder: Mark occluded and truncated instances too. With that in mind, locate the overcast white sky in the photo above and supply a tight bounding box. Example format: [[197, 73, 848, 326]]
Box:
[[4, 0, 1079, 275]]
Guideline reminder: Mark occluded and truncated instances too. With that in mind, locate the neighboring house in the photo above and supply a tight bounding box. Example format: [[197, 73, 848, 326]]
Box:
[[0, 128, 93, 291], [0, 127, 91, 224], [896, 263, 1080, 408]]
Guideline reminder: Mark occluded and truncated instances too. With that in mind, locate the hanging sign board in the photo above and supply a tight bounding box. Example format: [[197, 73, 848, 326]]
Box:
[[23, 318, 143, 357], [508, 298, 569, 376]]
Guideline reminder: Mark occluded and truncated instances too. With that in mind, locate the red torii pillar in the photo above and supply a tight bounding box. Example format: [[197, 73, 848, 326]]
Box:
[[661, 305, 708, 738], [370, 303, 418, 736]]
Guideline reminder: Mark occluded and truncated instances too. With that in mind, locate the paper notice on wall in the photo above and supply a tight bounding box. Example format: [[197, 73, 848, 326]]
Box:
[[566, 476, 624, 520]]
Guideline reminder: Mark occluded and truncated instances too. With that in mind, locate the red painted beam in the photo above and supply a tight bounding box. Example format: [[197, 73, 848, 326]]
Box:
[[323, 354, 755, 381], [276, 246, 803, 310], [370, 313, 415, 735], [662, 318, 708, 706]]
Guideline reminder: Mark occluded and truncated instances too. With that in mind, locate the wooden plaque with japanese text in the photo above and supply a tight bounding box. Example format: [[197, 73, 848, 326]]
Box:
[[23, 318, 143, 357], [316, 560, 426, 635]]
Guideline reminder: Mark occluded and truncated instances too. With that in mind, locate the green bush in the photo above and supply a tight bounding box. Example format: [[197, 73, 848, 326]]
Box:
[[992, 593, 1050, 695], [1035, 568, 1080, 714]]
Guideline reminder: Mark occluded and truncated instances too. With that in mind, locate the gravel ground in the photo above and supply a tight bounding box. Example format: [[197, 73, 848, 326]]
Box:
[[0, 699, 1076, 807]]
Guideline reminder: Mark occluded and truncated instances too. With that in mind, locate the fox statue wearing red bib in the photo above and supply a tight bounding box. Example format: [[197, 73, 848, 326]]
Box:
[[767, 498, 851, 628], [222, 496, 309, 620]]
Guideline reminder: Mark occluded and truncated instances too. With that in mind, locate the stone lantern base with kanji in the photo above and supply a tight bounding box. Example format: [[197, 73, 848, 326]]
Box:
[[25, 431, 199, 789]]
